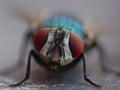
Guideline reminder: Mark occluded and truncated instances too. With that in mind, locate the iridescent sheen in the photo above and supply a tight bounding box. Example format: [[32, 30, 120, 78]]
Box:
[[41, 14, 84, 38]]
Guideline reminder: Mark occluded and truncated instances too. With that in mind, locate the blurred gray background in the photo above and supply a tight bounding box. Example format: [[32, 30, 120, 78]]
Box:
[[0, 0, 120, 90]]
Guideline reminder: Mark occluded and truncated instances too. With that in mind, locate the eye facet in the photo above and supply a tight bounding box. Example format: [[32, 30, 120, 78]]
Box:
[[69, 32, 84, 58], [33, 28, 49, 52]]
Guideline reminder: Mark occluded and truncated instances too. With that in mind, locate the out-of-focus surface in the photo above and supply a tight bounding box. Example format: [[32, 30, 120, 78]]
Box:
[[0, 0, 120, 90], [0, 72, 120, 90]]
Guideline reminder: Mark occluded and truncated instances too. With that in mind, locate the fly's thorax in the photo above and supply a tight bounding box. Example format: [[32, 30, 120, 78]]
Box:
[[39, 28, 74, 67]]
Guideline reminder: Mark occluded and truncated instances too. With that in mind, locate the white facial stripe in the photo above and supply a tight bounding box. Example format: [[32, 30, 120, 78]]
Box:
[[39, 28, 55, 57], [59, 29, 73, 66]]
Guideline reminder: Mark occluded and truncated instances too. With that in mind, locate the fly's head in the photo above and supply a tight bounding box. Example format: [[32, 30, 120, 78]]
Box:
[[33, 28, 83, 70]]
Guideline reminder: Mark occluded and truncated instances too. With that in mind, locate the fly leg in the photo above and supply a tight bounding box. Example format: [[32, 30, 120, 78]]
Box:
[[10, 50, 48, 87], [0, 30, 33, 75], [82, 53, 102, 88]]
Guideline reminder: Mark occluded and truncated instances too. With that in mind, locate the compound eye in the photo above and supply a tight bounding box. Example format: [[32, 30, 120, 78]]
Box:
[[33, 28, 49, 52], [69, 32, 84, 58]]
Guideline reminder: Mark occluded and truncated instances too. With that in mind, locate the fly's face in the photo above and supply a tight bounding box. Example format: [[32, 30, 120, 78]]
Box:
[[40, 28, 73, 69], [33, 28, 83, 70]]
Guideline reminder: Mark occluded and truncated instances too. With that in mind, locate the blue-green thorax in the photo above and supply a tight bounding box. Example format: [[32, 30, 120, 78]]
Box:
[[41, 13, 84, 38]]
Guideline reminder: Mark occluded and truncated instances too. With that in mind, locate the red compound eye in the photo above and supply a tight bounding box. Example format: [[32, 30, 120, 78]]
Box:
[[33, 28, 49, 52], [69, 32, 84, 58]]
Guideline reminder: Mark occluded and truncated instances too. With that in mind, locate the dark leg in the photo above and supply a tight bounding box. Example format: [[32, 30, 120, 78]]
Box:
[[82, 53, 102, 88], [9, 50, 47, 87], [0, 30, 33, 75], [17, 30, 34, 68]]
